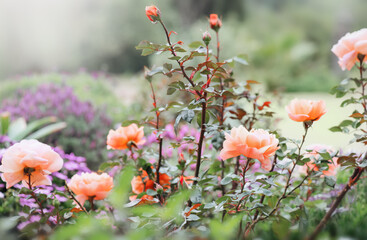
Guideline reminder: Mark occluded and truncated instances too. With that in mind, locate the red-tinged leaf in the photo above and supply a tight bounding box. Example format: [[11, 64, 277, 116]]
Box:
[[71, 208, 83, 213], [185, 203, 202, 217], [246, 80, 260, 84], [350, 112, 364, 118], [169, 31, 177, 37]]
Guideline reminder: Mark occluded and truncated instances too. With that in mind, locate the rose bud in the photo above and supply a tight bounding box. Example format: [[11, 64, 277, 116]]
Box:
[[202, 31, 212, 46], [145, 5, 161, 23], [209, 14, 222, 32]]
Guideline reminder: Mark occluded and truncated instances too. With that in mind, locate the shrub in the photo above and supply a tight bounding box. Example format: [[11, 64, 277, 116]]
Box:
[[0, 83, 112, 169]]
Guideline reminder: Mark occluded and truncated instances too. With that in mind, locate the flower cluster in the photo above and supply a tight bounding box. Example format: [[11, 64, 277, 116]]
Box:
[[0, 83, 112, 169]]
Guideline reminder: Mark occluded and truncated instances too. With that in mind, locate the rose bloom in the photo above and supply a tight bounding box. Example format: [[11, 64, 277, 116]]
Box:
[[0, 139, 63, 189], [286, 99, 326, 122], [209, 14, 222, 31], [331, 28, 367, 71], [145, 5, 160, 23], [106, 123, 145, 150], [219, 126, 279, 171], [130, 169, 170, 203], [300, 145, 339, 176], [67, 172, 114, 206]]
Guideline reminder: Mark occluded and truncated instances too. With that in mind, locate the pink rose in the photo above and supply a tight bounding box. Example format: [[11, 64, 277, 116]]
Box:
[[0, 139, 63, 189], [331, 28, 367, 70]]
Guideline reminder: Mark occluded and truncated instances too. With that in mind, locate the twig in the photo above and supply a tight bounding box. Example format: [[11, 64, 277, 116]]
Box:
[[64, 183, 89, 214], [159, 20, 201, 97]]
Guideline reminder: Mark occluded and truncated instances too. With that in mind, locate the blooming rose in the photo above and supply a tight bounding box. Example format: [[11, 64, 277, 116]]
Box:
[[219, 126, 279, 171], [67, 172, 114, 206], [0, 139, 63, 189], [209, 14, 222, 31], [331, 28, 367, 70], [106, 123, 145, 150], [130, 169, 170, 203], [145, 5, 160, 23], [286, 99, 326, 122], [300, 145, 338, 176]]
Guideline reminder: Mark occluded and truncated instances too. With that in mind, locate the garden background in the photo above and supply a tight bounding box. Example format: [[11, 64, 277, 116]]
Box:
[[0, 0, 366, 239]]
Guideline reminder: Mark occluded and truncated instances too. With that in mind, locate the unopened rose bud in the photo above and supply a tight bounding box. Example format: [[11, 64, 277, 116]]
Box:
[[209, 14, 222, 32], [202, 31, 211, 46], [145, 5, 161, 23]]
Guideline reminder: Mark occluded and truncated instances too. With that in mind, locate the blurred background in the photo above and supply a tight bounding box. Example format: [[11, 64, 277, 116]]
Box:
[[0, 0, 366, 168]]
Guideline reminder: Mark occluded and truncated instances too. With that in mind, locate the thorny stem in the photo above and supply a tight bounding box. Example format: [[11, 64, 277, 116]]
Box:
[[307, 167, 364, 240], [149, 81, 164, 185], [27, 174, 45, 217], [244, 126, 309, 238], [159, 20, 201, 97], [215, 31, 220, 63], [64, 183, 89, 214], [232, 156, 241, 190], [252, 154, 278, 221], [236, 159, 251, 238], [215, 30, 226, 197]]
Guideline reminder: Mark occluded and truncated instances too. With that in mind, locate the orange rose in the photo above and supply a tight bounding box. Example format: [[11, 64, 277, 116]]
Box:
[[145, 5, 160, 23], [209, 14, 222, 31], [219, 126, 279, 171], [106, 123, 145, 150], [300, 145, 338, 176], [131, 169, 170, 195], [67, 172, 114, 206], [286, 99, 326, 122], [332, 28, 367, 70], [130, 169, 170, 204], [0, 139, 63, 189]]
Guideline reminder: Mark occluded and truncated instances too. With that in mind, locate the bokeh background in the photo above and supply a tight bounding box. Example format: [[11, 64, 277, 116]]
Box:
[[0, 0, 365, 168]]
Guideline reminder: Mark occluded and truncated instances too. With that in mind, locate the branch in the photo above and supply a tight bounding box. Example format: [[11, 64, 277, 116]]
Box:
[[307, 167, 364, 240]]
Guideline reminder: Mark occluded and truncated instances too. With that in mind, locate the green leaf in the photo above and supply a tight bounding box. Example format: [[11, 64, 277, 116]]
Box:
[[188, 41, 204, 48], [272, 217, 291, 239], [12, 116, 58, 140], [109, 165, 135, 209], [141, 48, 155, 56], [26, 122, 67, 140], [324, 176, 336, 188], [99, 161, 120, 171], [167, 88, 176, 95], [329, 126, 342, 132]]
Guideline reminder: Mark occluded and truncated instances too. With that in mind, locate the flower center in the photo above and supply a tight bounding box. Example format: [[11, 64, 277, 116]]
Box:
[[23, 167, 35, 175]]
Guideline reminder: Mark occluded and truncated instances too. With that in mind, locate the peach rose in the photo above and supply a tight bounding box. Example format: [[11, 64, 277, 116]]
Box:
[[106, 123, 145, 150], [67, 172, 114, 206], [286, 99, 326, 122], [209, 14, 222, 31], [219, 126, 279, 171], [145, 5, 160, 23], [300, 145, 338, 176], [331, 28, 367, 70], [0, 139, 63, 189]]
